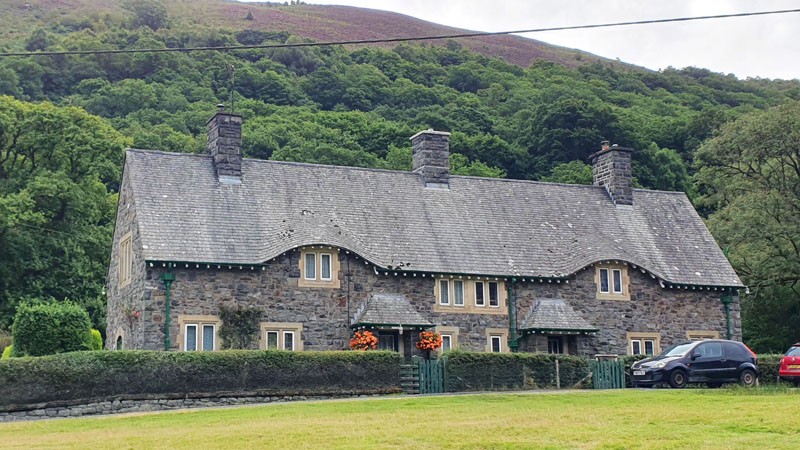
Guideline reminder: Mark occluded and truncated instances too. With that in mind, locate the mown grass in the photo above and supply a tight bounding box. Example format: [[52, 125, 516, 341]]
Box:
[[1, 389, 798, 449]]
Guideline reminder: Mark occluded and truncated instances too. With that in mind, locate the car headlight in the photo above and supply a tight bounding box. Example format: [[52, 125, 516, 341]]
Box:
[[651, 360, 667, 369]]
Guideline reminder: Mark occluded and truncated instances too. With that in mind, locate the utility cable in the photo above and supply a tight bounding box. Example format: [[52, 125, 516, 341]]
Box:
[[0, 8, 798, 57]]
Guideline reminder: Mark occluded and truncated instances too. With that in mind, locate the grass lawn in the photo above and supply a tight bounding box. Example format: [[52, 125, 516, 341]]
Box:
[[1, 388, 798, 449]]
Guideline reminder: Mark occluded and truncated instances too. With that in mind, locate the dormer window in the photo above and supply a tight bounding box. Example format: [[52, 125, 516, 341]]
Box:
[[298, 247, 340, 288], [595, 264, 630, 300]]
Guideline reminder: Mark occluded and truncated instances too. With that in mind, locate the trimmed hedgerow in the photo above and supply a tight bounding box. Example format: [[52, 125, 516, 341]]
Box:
[[0, 350, 401, 409], [442, 351, 589, 391], [11, 302, 92, 356], [1, 345, 12, 359]]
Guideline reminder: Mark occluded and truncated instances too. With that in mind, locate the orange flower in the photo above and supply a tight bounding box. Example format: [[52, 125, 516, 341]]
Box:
[[416, 331, 442, 351], [350, 330, 378, 351]]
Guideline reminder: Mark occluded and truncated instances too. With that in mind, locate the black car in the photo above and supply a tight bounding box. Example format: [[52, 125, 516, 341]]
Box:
[[631, 339, 758, 388]]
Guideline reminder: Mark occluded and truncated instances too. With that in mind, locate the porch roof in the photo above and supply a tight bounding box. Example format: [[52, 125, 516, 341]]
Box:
[[520, 298, 598, 334], [351, 293, 432, 328]]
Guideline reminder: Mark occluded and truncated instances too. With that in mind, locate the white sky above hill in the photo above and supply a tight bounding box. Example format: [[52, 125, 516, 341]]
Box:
[[240, 0, 800, 80]]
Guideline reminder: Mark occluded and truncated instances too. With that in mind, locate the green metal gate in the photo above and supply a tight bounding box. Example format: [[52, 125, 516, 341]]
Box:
[[417, 358, 445, 394], [591, 360, 626, 389]]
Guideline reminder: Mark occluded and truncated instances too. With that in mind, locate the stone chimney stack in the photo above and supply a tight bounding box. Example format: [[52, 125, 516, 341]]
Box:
[[206, 104, 243, 184], [590, 141, 633, 206], [411, 129, 451, 188]]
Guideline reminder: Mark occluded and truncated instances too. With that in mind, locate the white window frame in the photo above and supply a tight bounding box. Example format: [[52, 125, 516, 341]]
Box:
[[304, 252, 316, 280], [283, 331, 295, 351], [599, 268, 610, 293], [439, 279, 450, 305], [320, 253, 332, 281], [441, 334, 453, 352], [490, 335, 503, 353], [185, 324, 198, 352], [453, 280, 465, 306], [488, 281, 500, 307], [474, 281, 485, 307], [266, 330, 280, 350], [612, 269, 623, 294]]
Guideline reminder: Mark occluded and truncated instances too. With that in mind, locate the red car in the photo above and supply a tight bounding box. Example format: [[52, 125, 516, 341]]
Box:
[[779, 343, 800, 386]]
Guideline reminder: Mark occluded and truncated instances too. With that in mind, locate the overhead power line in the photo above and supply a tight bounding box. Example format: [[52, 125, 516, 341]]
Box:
[[0, 8, 798, 58]]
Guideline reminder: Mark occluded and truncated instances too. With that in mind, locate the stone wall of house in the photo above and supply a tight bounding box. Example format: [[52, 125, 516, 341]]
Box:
[[106, 161, 149, 351], [512, 265, 740, 356], [139, 251, 508, 352], [129, 247, 739, 356]]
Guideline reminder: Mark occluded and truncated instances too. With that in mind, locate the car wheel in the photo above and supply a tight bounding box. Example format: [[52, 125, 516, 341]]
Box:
[[669, 370, 687, 389], [739, 368, 757, 387], [706, 383, 722, 389]]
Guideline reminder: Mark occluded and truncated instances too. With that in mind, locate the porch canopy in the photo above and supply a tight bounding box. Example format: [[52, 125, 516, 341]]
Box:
[[519, 298, 599, 335], [350, 293, 432, 330]]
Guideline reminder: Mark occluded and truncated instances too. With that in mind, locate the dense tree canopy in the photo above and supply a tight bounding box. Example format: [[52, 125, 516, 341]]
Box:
[[0, 96, 128, 330], [695, 101, 800, 352]]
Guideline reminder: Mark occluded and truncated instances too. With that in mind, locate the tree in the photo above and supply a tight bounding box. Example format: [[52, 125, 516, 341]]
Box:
[[694, 101, 800, 352], [542, 161, 593, 185], [0, 97, 128, 330], [124, 0, 170, 31]]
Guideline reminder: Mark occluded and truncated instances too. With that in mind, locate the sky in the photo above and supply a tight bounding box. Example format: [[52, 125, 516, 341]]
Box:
[[247, 0, 800, 80]]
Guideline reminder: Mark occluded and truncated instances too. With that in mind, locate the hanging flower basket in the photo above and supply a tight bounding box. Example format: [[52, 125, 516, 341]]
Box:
[[350, 330, 378, 351], [416, 331, 442, 359]]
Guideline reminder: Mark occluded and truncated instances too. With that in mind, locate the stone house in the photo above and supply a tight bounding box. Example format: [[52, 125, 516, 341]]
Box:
[[106, 107, 744, 358]]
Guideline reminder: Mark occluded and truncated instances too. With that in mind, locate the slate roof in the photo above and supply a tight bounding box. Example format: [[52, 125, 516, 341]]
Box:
[[520, 299, 598, 333], [350, 294, 432, 327], [124, 149, 743, 287]]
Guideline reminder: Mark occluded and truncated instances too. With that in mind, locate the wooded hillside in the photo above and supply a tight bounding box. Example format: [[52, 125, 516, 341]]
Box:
[[0, 0, 798, 351]]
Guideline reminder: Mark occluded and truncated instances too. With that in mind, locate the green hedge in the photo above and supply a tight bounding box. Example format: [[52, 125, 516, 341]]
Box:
[[0, 350, 402, 409], [11, 302, 92, 356], [442, 351, 589, 391], [757, 354, 783, 384], [1, 345, 12, 359]]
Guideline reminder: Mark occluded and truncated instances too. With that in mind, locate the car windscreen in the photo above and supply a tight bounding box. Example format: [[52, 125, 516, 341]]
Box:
[[786, 346, 800, 357], [659, 343, 694, 357]]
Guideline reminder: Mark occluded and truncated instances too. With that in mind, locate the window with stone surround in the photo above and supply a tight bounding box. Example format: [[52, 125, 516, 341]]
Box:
[[178, 315, 221, 351], [119, 232, 132, 287], [595, 264, 630, 300], [486, 327, 508, 353], [260, 322, 303, 351], [434, 278, 507, 314], [686, 330, 720, 341], [627, 332, 660, 356], [298, 247, 340, 288], [436, 326, 459, 352]]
